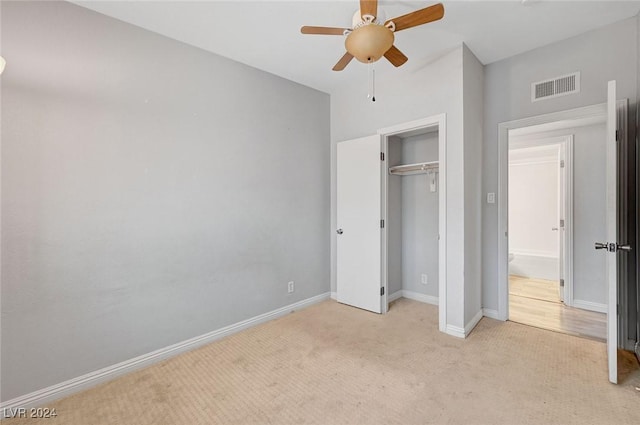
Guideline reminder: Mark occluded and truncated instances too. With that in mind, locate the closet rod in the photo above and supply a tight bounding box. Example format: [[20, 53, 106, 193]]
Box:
[[388, 161, 439, 176]]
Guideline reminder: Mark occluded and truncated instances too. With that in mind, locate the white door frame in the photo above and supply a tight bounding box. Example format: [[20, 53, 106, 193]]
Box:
[[507, 134, 574, 306], [378, 114, 447, 331], [497, 103, 607, 321]]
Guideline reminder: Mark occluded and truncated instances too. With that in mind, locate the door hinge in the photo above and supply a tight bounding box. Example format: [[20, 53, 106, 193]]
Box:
[[559, 219, 565, 228], [615, 130, 619, 142], [560, 160, 565, 168], [380, 219, 385, 229], [380, 152, 385, 161], [380, 287, 385, 296], [560, 279, 564, 287]]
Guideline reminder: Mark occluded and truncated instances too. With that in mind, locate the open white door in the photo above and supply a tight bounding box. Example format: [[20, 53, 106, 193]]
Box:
[[597, 80, 619, 383], [336, 135, 382, 313]]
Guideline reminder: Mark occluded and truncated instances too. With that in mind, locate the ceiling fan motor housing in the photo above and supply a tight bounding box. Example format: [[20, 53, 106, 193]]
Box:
[[345, 24, 394, 63]]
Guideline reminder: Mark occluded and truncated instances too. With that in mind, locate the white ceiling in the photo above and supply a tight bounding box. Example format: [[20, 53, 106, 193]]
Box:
[[74, 0, 640, 94]]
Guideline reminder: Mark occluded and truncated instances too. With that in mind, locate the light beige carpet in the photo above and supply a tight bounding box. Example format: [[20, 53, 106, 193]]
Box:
[[3, 298, 639, 425]]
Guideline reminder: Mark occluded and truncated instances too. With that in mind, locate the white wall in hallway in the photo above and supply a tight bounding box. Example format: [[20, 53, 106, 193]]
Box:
[[509, 147, 560, 258]]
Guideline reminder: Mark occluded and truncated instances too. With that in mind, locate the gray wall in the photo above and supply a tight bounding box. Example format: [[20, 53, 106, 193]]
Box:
[[482, 17, 638, 312], [1, 1, 330, 401], [462, 45, 484, 324], [400, 134, 439, 297]]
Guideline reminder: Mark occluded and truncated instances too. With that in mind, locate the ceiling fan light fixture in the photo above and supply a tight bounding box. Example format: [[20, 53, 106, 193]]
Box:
[[300, 1, 444, 71], [345, 24, 394, 63]]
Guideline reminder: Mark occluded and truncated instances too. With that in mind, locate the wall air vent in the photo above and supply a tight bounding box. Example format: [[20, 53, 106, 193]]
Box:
[[531, 72, 580, 102]]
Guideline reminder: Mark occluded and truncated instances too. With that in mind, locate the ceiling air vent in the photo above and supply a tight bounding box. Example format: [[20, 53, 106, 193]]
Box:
[[531, 72, 580, 102]]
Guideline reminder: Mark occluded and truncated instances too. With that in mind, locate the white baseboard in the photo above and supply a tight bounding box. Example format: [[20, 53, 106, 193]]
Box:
[[573, 299, 607, 313], [509, 253, 559, 281], [336, 289, 437, 305], [0, 292, 331, 413], [444, 309, 483, 339], [445, 324, 466, 338], [482, 308, 502, 320], [401, 290, 439, 306], [388, 290, 403, 302], [465, 309, 484, 335]]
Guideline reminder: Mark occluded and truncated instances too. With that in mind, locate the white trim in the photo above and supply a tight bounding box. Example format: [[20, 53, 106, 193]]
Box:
[[510, 250, 559, 258], [465, 309, 484, 335], [445, 309, 483, 339], [562, 136, 575, 307], [497, 103, 607, 321], [378, 116, 441, 136], [482, 308, 501, 320], [378, 113, 447, 334], [401, 290, 438, 306], [445, 325, 466, 339], [508, 158, 558, 166], [388, 290, 403, 303], [330, 291, 337, 300], [0, 292, 331, 412], [573, 299, 607, 314]]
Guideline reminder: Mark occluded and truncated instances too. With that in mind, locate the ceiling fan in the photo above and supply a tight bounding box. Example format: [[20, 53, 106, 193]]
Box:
[[301, 0, 445, 71]]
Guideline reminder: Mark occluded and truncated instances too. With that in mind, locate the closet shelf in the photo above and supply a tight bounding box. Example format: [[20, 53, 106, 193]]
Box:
[[388, 161, 439, 176]]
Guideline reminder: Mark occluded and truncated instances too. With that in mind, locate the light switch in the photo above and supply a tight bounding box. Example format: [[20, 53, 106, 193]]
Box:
[[487, 192, 496, 204]]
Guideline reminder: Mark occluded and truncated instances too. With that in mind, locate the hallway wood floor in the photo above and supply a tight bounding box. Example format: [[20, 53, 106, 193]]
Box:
[[508, 275, 607, 341]]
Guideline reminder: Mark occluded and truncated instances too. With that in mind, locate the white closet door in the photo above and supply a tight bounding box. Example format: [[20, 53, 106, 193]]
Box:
[[336, 135, 382, 313]]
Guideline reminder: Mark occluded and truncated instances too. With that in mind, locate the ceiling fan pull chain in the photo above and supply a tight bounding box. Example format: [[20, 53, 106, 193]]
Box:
[[366, 61, 376, 102], [367, 61, 372, 100], [372, 65, 376, 102]]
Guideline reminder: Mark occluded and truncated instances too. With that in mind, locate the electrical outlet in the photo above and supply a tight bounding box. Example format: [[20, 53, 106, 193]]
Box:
[[288, 281, 295, 293], [421, 274, 428, 285]]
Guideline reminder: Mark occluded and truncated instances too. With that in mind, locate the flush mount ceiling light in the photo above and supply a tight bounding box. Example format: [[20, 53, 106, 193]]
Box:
[[0, 56, 6, 75], [301, 0, 445, 71]]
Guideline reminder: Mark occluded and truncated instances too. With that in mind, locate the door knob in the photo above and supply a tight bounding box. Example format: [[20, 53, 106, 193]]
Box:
[[552, 227, 559, 231], [617, 244, 632, 252], [594, 242, 609, 250], [336, 229, 343, 235]]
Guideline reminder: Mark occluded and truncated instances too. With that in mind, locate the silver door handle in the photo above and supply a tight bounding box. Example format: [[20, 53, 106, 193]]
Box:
[[552, 227, 558, 231], [594, 242, 608, 250], [336, 229, 343, 235], [617, 244, 632, 252]]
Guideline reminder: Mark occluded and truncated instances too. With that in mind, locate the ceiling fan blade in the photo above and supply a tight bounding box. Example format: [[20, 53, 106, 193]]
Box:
[[301, 26, 349, 35], [332, 52, 354, 71], [360, 0, 378, 18], [386, 3, 444, 32], [384, 45, 408, 67]]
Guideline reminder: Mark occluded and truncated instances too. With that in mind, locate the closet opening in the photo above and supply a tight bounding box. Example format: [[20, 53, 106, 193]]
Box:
[[386, 130, 439, 306], [380, 117, 445, 332]]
